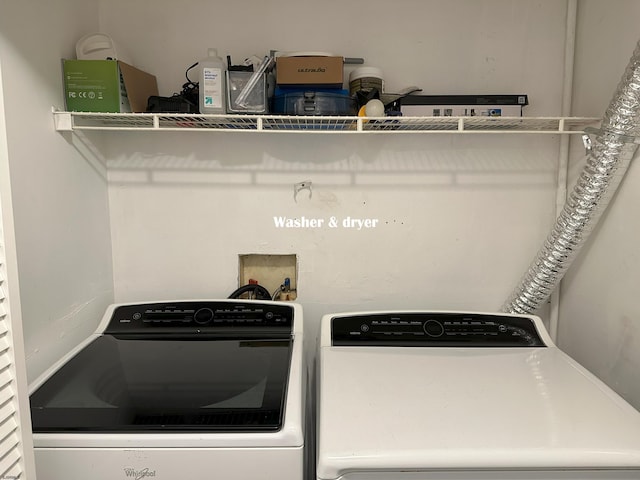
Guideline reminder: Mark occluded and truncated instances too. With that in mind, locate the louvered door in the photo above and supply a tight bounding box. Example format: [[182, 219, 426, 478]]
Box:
[[0, 198, 33, 478]]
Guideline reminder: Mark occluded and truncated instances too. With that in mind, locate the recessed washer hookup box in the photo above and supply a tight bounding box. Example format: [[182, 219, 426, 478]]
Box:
[[276, 56, 344, 89], [62, 59, 158, 113], [399, 94, 528, 117]]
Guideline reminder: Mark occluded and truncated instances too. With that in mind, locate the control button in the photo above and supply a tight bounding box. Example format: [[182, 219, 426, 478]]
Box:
[[194, 308, 215, 325], [498, 324, 508, 333], [360, 324, 370, 332], [265, 311, 274, 320], [423, 320, 445, 337], [132, 312, 142, 320]]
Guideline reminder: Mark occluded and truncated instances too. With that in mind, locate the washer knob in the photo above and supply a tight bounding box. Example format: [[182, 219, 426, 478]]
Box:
[[424, 319, 445, 337], [194, 308, 214, 325]]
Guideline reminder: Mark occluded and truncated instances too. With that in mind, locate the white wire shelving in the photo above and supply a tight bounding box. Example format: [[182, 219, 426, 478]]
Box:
[[53, 111, 599, 135]]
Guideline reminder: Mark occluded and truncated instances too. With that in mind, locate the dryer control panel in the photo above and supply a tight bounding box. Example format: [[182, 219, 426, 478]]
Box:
[[106, 301, 293, 337], [331, 313, 545, 347]]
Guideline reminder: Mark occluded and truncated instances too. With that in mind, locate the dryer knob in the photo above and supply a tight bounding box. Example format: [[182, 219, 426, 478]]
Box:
[[194, 308, 214, 325]]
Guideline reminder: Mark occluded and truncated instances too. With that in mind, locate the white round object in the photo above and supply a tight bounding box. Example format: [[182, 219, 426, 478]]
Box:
[[349, 67, 385, 96], [365, 99, 385, 117], [75, 33, 132, 64], [349, 67, 384, 82]]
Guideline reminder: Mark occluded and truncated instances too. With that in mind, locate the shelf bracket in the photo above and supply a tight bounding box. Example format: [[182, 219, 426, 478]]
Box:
[[53, 110, 73, 131]]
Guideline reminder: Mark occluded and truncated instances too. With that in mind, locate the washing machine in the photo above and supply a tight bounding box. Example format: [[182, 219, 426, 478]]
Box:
[[29, 300, 306, 480], [317, 311, 640, 480]]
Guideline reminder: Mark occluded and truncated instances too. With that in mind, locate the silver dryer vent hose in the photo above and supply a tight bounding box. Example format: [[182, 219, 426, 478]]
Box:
[[502, 39, 640, 315]]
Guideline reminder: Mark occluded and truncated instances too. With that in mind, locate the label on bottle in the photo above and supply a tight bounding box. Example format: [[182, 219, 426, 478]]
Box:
[[202, 67, 223, 109]]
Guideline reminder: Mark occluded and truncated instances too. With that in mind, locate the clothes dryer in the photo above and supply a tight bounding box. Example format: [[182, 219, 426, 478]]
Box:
[[317, 311, 640, 480]]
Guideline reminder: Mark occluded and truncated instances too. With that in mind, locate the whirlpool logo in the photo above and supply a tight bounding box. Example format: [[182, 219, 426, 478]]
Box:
[[123, 467, 156, 479]]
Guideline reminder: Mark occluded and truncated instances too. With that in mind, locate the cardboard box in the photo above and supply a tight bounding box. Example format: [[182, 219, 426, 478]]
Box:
[[62, 59, 158, 113], [399, 94, 528, 117], [276, 56, 343, 88]]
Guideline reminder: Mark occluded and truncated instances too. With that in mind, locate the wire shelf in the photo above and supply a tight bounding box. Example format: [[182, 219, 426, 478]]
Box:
[[54, 111, 599, 134]]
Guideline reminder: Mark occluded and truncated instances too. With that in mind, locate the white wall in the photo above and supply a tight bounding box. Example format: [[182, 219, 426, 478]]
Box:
[[96, 0, 569, 347], [0, 0, 114, 383], [559, 0, 640, 410], [99, 0, 567, 116]]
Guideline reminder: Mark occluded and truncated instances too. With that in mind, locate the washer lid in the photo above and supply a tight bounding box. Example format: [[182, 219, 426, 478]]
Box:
[[317, 327, 640, 478], [30, 335, 293, 434]]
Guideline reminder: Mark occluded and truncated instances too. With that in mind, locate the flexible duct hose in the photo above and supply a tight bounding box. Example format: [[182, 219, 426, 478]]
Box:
[[502, 39, 640, 314]]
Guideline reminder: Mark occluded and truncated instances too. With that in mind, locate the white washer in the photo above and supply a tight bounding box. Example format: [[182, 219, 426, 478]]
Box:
[[30, 300, 306, 480], [317, 311, 640, 480]]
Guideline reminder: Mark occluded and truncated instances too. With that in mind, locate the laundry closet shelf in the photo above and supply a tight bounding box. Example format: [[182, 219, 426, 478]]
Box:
[[53, 111, 599, 134]]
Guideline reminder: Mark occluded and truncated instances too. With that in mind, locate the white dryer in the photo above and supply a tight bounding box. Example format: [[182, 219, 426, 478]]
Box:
[[317, 311, 640, 480]]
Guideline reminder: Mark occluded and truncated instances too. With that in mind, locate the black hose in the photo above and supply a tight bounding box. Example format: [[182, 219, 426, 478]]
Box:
[[227, 284, 272, 300]]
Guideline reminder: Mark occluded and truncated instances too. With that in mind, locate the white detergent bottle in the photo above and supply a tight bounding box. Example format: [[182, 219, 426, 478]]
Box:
[[198, 48, 226, 114]]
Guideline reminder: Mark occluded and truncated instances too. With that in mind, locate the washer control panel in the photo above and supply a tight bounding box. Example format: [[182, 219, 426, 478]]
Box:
[[105, 301, 293, 336], [331, 313, 545, 347]]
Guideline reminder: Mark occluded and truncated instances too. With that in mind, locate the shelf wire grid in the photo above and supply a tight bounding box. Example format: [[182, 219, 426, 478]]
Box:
[[54, 112, 600, 134]]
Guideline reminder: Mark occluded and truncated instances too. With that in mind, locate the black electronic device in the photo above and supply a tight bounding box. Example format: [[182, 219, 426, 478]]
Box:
[[146, 94, 198, 113]]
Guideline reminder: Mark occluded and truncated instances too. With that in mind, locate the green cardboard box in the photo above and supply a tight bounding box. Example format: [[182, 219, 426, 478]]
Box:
[[62, 59, 158, 113]]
